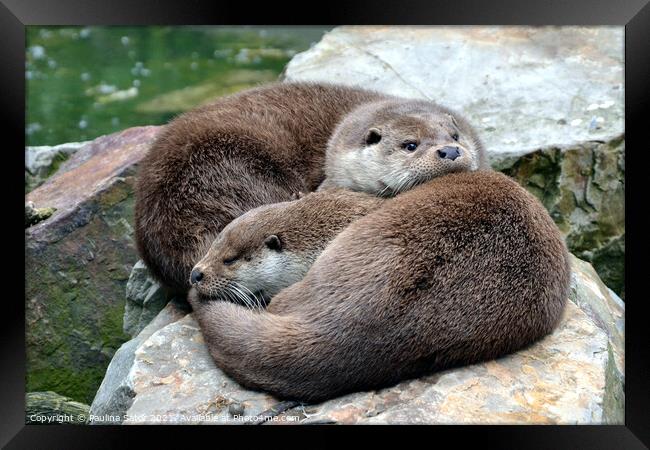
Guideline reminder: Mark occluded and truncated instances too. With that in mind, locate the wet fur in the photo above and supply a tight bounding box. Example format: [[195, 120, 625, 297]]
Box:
[[189, 171, 571, 402]]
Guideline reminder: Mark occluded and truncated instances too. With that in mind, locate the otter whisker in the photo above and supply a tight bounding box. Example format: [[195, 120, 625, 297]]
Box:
[[232, 281, 263, 311], [230, 284, 256, 311], [239, 284, 264, 312], [224, 285, 246, 309], [393, 172, 411, 195], [229, 284, 250, 309], [379, 168, 408, 197]]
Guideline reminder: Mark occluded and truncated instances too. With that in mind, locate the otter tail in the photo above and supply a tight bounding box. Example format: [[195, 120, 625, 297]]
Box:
[[189, 295, 351, 402]]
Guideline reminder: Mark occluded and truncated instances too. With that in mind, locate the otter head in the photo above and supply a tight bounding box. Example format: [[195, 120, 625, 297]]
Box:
[[189, 203, 311, 305], [325, 99, 487, 196]]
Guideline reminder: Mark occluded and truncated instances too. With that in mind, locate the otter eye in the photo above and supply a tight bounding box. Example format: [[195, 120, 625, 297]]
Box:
[[364, 128, 382, 146], [223, 256, 238, 266], [264, 234, 283, 252], [403, 142, 418, 151], [452, 132, 460, 141]]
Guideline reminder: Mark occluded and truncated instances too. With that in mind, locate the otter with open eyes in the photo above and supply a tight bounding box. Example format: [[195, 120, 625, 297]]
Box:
[[189, 188, 385, 305], [135, 82, 487, 292], [319, 98, 487, 196]]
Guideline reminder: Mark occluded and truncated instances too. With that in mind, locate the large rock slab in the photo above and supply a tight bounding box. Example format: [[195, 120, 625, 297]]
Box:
[[92, 256, 623, 424], [25, 126, 162, 404], [284, 26, 623, 160], [284, 26, 625, 298]]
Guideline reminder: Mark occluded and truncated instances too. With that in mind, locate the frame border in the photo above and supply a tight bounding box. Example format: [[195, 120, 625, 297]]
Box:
[[8, 0, 649, 446]]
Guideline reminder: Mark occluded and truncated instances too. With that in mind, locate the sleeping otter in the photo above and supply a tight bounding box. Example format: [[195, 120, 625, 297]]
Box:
[[188, 171, 571, 402], [189, 188, 385, 305]]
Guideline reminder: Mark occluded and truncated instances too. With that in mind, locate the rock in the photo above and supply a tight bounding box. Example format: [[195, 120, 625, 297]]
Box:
[[124, 260, 172, 338], [93, 256, 623, 424], [25, 126, 163, 404], [25, 141, 89, 192], [88, 302, 188, 424], [284, 26, 623, 159], [123, 314, 282, 425], [284, 26, 625, 298], [25, 201, 56, 228], [25, 391, 90, 424]]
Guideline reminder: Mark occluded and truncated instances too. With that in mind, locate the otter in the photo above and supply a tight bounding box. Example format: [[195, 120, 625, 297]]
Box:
[[135, 82, 486, 291], [188, 171, 571, 402], [319, 98, 486, 196], [189, 188, 385, 305]]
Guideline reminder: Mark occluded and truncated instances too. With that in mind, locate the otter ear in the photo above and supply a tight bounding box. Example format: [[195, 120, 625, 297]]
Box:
[[364, 128, 382, 146], [264, 235, 282, 252]]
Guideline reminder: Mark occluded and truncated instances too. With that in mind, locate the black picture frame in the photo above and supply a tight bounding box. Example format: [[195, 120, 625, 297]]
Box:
[[7, 0, 649, 447]]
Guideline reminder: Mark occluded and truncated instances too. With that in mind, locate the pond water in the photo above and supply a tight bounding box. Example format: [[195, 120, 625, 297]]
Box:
[[26, 26, 330, 146]]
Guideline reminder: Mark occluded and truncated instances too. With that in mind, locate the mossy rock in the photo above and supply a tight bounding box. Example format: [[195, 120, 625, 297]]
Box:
[[25, 127, 161, 404], [26, 391, 90, 424]]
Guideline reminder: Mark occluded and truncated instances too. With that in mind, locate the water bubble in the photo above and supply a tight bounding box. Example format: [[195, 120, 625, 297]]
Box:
[[98, 84, 117, 94], [80, 72, 91, 81], [213, 49, 231, 58], [190, 62, 198, 70], [135, 61, 144, 68], [79, 119, 88, 129], [121, 36, 130, 46], [140, 68, 151, 77], [47, 59, 57, 69], [29, 46, 46, 60], [111, 117, 120, 126], [26, 123, 42, 134], [39, 29, 53, 39], [191, 52, 199, 59], [26, 70, 33, 80], [133, 79, 141, 87], [80, 28, 91, 38]]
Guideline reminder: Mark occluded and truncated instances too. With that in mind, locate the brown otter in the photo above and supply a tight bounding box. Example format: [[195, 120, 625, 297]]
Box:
[[319, 98, 487, 195], [188, 171, 571, 402], [189, 188, 385, 305], [135, 82, 486, 291]]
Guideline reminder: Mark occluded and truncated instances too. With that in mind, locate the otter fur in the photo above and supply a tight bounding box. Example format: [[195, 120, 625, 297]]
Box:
[[135, 82, 486, 291], [188, 171, 571, 402], [190, 188, 385, 303]]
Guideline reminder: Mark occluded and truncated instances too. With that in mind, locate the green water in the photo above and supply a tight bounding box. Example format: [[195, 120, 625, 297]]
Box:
[[26, 26, 330, 146]]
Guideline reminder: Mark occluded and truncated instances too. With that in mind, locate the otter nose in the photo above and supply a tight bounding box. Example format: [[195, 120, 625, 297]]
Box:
[[190, 268, 204, 284], [437, 146, 461, 161]]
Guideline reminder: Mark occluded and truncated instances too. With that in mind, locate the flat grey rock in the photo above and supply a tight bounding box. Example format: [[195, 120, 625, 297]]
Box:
[[284, 26, 623, 161]]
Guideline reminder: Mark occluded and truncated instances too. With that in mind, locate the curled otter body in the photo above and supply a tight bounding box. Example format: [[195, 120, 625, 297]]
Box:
[[189, 171, 571, 402], [135, 82, 486, 291], [189, 188, 385, 303]]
